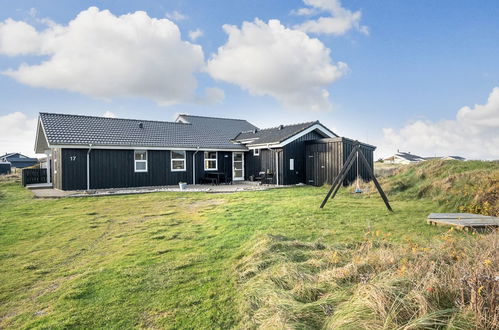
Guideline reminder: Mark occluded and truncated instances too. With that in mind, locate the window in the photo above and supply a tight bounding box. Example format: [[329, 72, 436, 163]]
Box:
[[204, 151, 217, 170], [171, 150, 186, 171], [253, 149, 260, 156], [289, 158, 294, 171], [134, 150, 147, 172]]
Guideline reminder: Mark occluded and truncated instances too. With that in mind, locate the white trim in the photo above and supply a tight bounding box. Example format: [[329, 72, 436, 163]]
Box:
[[253, 148, 260, 156], [35, 118, 50, 154], [48, 144, 246, 152], [247, 124, 337, 149], [232, 152, 244, 181], [237, 138, 260, 144], [134, 150, 148, 173], [45, 149, 52, 184], [170, 150, 186, 172], [34, 118, 41, 153], [204, 151, 218, 171]]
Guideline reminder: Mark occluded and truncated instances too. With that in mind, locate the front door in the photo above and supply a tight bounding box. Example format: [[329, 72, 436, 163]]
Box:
[[232, 152, 244, 181]]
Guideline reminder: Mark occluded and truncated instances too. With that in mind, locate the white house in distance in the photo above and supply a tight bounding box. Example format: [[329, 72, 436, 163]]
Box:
[[383, 151, 426, 164], [383, 151, 466, 164]]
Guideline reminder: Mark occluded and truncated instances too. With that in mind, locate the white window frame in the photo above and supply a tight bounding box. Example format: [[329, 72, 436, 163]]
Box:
[[253, 148, 260, 156], [204, 151, 218, 171], [171, 150, 186, 172], [289, 158, 294, 171], [134, 150, 148, 173]]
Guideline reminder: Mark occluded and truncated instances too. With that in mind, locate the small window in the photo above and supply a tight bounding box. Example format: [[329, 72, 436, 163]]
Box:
[[204, 151, 217, 171], [134, 150, 147, 172], [289, 158, 294, 171], [171, 150, 186, 171], [253, 149, 260, 156]]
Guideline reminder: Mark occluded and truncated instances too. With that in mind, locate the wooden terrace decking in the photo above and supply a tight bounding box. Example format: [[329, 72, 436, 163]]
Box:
[[427, 213, 499, 230]]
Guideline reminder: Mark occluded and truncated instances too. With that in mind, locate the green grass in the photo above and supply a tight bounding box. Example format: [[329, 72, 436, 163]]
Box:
[[380, 159, 499, 216], [0, 179, 463, 329]]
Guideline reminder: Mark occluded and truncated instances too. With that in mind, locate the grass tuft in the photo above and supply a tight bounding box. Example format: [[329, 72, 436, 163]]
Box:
[[235, 231, 498, 329]]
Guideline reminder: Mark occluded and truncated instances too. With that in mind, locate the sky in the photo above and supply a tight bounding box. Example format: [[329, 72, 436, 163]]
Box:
[[0, 0, 498, 159]]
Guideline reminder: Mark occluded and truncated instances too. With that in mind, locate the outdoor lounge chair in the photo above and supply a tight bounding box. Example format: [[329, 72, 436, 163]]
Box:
[[259, 170, 274, 185]]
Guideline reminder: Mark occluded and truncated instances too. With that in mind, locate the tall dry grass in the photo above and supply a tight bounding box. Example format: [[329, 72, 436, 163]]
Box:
[[235, 231, 498, 329], [356, 160, 499, 216]]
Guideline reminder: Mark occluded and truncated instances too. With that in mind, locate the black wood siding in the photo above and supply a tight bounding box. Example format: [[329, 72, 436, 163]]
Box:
[[194, 151, 232, 184], [88, 149, 194, 189], [282, 131, 324, 185], [61, 149, 88, 190], [60, 148, 240, 190], [244, 131, 323, 185], [305, 138, 375, 186], [244, 149, 281, 184]]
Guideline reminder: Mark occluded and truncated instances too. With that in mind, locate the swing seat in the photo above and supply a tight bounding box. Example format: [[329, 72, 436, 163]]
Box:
[[354, 188, 363, 194]]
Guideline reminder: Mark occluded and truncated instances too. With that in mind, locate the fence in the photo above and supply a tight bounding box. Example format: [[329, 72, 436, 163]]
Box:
[[22, 168, 47, 186]]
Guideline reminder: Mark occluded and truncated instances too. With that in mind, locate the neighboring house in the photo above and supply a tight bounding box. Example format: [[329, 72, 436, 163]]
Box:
[[0, 153, 38, 168], [0, 162, 11, 175], [384, 152, 426, 164], [34, 112, 375, 190], [441, 156, 466, 161]]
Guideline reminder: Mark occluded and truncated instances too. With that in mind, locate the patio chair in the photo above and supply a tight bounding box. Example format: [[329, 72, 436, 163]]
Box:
[[260, 170, 274, 185]]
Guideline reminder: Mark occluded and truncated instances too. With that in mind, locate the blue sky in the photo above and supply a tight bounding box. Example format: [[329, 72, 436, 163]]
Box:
[[1, 0, 498, 158]]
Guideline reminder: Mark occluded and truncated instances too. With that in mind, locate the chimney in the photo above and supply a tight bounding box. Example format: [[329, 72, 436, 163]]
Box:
[[139, 122, 144, 129], [278, 125, 284, 130]]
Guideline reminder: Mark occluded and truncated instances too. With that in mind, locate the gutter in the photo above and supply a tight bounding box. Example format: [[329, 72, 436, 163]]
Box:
[[87, 144, 92, 191]]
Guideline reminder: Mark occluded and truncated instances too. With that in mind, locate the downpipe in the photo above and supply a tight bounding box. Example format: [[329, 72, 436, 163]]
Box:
[[87, 144, 92, 191]]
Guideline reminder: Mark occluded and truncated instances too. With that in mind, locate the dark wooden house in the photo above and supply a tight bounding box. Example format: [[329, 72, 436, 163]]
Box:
[[305, 138, 375, 186], [33, 113, 375, 190]]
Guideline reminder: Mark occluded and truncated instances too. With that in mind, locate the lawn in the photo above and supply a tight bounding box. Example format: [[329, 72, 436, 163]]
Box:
[[0, 179, 468, 329]]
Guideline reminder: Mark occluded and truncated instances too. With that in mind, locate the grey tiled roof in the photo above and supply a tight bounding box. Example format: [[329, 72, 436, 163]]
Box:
[[234, 121, 336, 145], [395, 152, 425, 162], [176, 114, 258, 140], [39, 113, 249, 150]]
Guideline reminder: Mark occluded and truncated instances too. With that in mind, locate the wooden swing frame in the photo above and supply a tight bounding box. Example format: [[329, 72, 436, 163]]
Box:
[[320, 143, 393, 211]]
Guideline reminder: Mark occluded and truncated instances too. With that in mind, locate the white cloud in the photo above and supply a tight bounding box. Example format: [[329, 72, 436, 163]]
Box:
[[207, 19, 347, 111], [294, 0, 368, 36], [102, 111, 116, 118], [165, 10, 187, 21], [194, 87, 225, 105], [0, 7, 206, 106], [380, 87, 499, 160], [188, 28, 203, 41], [0, 19, 42, 55], [0, 112, 38, 157]]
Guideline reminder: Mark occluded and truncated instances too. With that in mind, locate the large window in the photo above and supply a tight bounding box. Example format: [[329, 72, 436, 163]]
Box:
[[204, 151, 217, 171], [134, 150, 147, 172], [171, 150, 186, 171]]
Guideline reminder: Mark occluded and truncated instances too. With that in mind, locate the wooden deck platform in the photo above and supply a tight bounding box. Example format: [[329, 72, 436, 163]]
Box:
[[427, 213, 499, 230]]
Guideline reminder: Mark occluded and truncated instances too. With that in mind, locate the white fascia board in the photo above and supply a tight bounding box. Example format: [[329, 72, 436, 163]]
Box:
[[35, 117, 51, 154], [48, 144, 248, 152], [34, 118, 41, 153], [247, 124, 337, 149]]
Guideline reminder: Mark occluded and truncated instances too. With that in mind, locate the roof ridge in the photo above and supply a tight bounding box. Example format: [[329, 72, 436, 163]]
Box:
[[40, 112, 191, 126], [256, 120, 318, 132], [178, 114, 250, 122]]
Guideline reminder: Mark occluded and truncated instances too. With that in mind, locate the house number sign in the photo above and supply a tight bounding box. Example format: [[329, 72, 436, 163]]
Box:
[[70, 156, 77, 161]]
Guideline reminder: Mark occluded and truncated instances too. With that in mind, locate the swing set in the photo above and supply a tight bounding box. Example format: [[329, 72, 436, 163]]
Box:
[[320, 143, 393, 212]]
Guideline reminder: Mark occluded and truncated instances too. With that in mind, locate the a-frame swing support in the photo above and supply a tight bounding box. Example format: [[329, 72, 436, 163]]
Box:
[[320, 143, 393, 212]]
